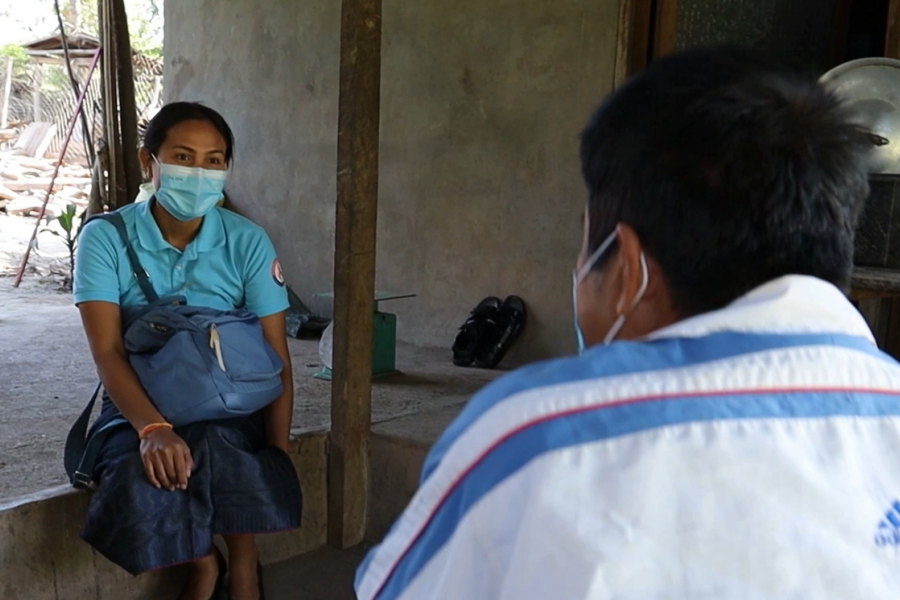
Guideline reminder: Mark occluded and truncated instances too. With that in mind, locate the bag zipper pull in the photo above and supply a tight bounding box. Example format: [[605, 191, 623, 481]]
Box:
[[209, 324, 227, 371]]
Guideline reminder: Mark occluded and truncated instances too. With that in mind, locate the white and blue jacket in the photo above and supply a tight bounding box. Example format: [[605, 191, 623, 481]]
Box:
[[356, 275, 900, 599]]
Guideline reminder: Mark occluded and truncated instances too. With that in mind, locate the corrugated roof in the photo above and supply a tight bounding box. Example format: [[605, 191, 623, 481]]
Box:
[[23, 33, 101, 52]]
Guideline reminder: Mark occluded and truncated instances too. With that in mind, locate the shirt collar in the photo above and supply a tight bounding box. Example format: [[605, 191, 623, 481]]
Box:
[[135, 199, 226, 256], [646, 275, 876, 345]]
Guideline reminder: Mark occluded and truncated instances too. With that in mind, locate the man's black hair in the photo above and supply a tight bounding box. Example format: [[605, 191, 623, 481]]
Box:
[[142, 102, 235, 162], [580, 45, 871, 316]]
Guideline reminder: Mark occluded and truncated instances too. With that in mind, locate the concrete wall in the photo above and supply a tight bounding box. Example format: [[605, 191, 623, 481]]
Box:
[[165, 0, 621, 361]]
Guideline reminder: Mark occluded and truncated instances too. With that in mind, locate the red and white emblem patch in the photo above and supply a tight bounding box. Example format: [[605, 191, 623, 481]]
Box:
[[271, 259, 285, 287]]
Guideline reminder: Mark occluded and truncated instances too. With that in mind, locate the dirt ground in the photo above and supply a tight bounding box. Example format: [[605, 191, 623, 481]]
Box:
[[0, 213, 499, 501], [0, 213, 88, 499]]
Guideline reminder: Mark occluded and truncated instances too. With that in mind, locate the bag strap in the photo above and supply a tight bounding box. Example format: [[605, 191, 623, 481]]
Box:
[[73, 415, 129, 488], [63, 384, 128, 488], [90, 212, 159, 303], [63, 213, 155, 487]]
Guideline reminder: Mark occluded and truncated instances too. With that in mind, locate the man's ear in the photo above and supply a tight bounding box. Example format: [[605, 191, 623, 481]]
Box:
[[614, 223, 647, 315]]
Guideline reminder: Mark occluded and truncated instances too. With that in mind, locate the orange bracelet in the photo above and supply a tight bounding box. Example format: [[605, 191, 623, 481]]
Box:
[[139, 422, 173, 439]]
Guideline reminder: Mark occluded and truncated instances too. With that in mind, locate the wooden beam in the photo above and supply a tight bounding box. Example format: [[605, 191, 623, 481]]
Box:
[[328, 0, 383, 549], [31, 66, 43, 123], [99, 0, 140, 208], [111, 0, 141, 205], [653, 0, 679, 59], [100, 0, 124, 208], [1, 57, 13, 129], [887, 0, 900, 60], [613, 0, 654, 88]]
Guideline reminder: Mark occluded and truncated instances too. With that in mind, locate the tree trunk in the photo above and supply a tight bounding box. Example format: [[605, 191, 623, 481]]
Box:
[[72, 0, 83, 32]]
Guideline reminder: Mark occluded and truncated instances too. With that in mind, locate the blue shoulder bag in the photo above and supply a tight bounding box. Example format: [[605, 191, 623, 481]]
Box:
[[64, 212, 284, 487]]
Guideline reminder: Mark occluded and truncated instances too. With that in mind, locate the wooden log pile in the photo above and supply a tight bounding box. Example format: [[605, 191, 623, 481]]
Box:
[[0, 150, 92, 219]]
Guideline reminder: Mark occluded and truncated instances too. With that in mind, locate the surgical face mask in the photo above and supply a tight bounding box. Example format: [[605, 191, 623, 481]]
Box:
[[573, 231, 649, 354], [152, 156, 227, 221]]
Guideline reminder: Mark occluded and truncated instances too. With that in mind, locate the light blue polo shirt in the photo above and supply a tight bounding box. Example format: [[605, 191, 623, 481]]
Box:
[[73, 200, 289, 317]]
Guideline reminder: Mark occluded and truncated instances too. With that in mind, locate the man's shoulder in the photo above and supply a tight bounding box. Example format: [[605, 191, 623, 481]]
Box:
[[422, 331, 900, 483], [451, 333, 742, 435], [420, 339, 688, 482], [488, 340, 665, 393]]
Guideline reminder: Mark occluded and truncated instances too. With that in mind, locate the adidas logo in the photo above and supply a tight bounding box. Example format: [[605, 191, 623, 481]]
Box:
[[875, 501, 900, 547]]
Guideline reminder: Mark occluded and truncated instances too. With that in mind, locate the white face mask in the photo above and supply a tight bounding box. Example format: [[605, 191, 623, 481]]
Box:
[[573, 230, 649, 354], [152, 155, 227, 221]]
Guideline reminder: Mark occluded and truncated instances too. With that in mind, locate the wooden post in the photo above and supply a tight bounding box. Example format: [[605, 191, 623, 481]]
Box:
[[613, 0, 653, 88], [31, 65, 43, 123], [100, 0, 123, 207], [111, 0, 141, 205], [653, 0, 679, 59], [99, 0, 141, 208], [1, 57, 13, 129], [888, 0, 900, 61], [328, 0, 382, 548]]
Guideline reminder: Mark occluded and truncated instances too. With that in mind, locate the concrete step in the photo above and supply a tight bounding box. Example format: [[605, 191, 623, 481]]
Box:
[[264, 544, 372, 600]]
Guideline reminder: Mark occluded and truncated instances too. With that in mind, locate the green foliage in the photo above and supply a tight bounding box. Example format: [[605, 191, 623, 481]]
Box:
[[0, 44, 29, 79], [63, 0, 99, 34], [50, 203, 79, 238], [41, 203, 81, 290], [3, 1, 163, 63], [62, 0, 163, 58]]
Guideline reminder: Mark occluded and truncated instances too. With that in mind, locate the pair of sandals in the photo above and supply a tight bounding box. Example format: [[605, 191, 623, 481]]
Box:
[[179, 548, 265, 600], [452, 296, 527, 369]]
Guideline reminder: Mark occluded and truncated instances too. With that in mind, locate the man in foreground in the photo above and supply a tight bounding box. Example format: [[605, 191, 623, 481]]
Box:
[[356, 46, 900, 599]]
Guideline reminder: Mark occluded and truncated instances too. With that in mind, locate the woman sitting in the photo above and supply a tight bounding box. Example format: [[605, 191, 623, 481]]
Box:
[[73, 102, 301, 600]]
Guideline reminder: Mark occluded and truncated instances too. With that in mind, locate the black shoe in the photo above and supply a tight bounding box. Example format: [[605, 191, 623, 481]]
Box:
[[473, 295, 527, 369], [179, 547, 227, 600], [452, 297, 502, 367]]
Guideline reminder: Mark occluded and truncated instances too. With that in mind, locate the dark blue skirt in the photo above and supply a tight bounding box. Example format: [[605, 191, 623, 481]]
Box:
[[81, 403, 302, 575]]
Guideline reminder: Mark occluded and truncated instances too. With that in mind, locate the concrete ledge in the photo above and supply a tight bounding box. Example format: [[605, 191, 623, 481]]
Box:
[[365, 404, 464, 543], [0, 431, 328, 600], [366, 433, 431, 543], [1, 410, 453, 599], [258, 430, 328, 564]]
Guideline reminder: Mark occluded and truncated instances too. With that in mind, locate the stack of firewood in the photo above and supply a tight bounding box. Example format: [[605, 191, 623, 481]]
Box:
[[0, 151, 92, 220]]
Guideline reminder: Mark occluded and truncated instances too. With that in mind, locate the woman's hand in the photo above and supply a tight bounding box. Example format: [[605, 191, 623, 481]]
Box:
[[260, 312, 294, 453], [140, 428, 194, 491]]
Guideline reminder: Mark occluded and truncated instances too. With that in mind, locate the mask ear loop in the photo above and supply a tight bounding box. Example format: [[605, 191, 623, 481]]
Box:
[[576, 231, 618, 283], [602, 252, 649, 345]]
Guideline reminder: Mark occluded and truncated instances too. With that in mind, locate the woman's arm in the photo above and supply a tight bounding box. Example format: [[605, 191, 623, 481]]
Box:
[[79, 301, 165, 429], [78, 301, 193, 490], [260, 311, 293, 451]]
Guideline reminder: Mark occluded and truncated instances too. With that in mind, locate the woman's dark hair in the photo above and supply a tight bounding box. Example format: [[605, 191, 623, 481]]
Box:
[[142, 102, 235, 162], [580, 45, 871, 317]]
